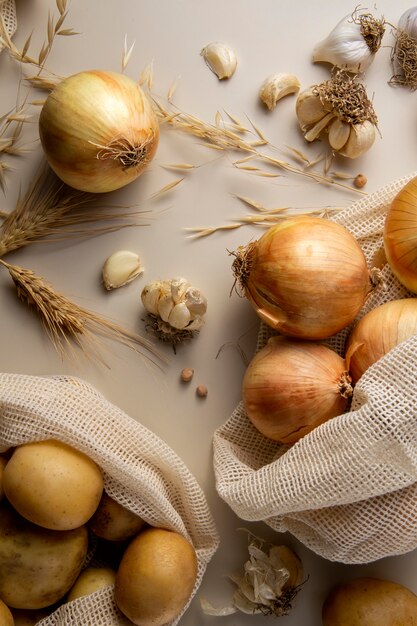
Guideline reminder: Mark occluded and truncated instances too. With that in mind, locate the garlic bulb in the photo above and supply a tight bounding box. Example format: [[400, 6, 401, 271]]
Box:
[[312, 11, 386, 73], [200, 42, 237, 79], [295, 71, 377, 159], [201, 533, 303, 617], [391, 7, 417, 89], [141, 277, 207, 345], [102, 250, 143, 290], [259, 73, 300, 110]]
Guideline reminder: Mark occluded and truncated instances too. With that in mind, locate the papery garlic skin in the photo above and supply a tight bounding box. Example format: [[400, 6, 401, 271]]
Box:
[[201, 42, 237, 79], [259, 73, 300, 110], [102, 250, 143, 290], [391, 8, 417, 88], [312, 13, 385, 73], [141, 277, 207, 336]]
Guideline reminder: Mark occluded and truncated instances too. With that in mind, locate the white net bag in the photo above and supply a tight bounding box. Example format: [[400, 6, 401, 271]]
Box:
[[0, 0, 17, 51], [0, 373, 219, 625], [213, 172, 417, 565]]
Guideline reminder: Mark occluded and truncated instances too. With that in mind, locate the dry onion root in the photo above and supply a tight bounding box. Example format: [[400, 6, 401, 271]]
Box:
[[39, 70, 159, 193], [243, 336, 352, 444], [232, 216, 375, 340], [295, 71, 378, 158], [384, 175, 417, 292], [345, 298, 417, 383]]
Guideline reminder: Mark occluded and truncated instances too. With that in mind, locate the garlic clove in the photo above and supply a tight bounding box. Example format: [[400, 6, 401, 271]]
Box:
[[170, 276, 191, 305], [156, 287, 174, 322], [102, 250, 143, 290], [184, 287, 208, 317], [168, 302, 191, 330], [295, 88, 328, 130], [338, 119, 376, 159], [200, 42, 237, 80], [141, 281, 162, 316], [186, 315, 205, 331], [328, 118, 351, 151], [303, 111, 335, 142], [259, 73, 301, 110]]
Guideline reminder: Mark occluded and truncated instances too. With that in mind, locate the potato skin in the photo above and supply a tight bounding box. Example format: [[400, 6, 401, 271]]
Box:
[[3, 439, 103, 530], [89, 492, 145, 542], [0, 598, 14, 626], [322, 577, 417, 626], [0, 456, 7, 502], [67, 567, 116, 601], [0, 503, 88, 609], [115, 527, 198, 626]]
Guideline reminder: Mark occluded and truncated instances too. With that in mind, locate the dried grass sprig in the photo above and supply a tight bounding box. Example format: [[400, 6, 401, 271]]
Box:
[[0, 163, 151, 257], [152, 98, 366, 194], [0, 259, 164, 366]]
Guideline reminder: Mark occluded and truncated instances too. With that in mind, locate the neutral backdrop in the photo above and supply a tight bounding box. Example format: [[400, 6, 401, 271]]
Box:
[[1, 1, 417, 624]]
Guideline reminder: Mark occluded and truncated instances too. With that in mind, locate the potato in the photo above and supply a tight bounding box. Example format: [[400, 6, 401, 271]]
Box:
[[0, 599, 14, 626], [0, 503, 88, 609], [3, 439, 103, 530], [67, 567, 116, 601], [89, 492, 145, 542], [115, 527, 198, 626], [322, 576, 417, 625], [0, 456, 7, 502]]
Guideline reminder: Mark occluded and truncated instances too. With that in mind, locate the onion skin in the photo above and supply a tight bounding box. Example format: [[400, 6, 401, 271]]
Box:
[[384, 177, 417, 293], [242, 336, 352, 444], [234, 216, 372, 340], [39, 70, 159, 193], [345, 298, 417, 383]]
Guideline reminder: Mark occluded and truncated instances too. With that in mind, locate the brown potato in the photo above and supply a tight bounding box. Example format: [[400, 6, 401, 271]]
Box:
[[322, 577, 417, 625], [0, 503, 88, 609], [0, 598, 14, 626], [89, 492, 145, 542], [0, 457, 7, 502], [3, 439, 103, 531], [67, 567, 116, 601], [115, 527, 198, 626]]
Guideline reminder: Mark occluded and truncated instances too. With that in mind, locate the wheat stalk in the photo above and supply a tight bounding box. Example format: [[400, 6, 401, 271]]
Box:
[[0, 259, 164, 366], [0, 163, 151, 256]]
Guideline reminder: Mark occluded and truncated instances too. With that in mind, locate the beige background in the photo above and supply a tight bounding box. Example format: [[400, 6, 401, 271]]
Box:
[[1, 0, 417, 623]]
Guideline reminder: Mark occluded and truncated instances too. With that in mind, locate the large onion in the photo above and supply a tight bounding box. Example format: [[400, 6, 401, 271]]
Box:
[[39, 70, 159, 193], [232, 216, 373, 340], [242, 336, 352, 444], [345, 297, 417, 382], [384, 176, 417, 293]]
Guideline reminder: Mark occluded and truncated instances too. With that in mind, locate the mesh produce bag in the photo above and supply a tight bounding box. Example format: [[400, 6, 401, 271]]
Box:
[[0, 373, 219, 625], [0, 0, 17, 51], [213, 172, 417, 565]]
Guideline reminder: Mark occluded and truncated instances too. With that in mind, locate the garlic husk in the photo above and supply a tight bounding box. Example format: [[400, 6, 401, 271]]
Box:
[[312, 12, 386, 73], [200, 42, 237, 79], [201, 533, 303, 617], [391, 7, 417, 89], [102, 250, 143, 290], [295, 72, 378, 158], [259, 73, 300, 110], [141, 277, 207, 345]]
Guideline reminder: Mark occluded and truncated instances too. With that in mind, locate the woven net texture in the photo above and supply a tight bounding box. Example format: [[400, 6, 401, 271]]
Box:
[[213, 171, 417, 565], [0, 373, 219, 625], [0, 0, 17, 50]]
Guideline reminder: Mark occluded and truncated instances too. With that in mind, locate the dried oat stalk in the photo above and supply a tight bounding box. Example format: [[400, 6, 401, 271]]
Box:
[[0, 259, 163, 366], [0, 163, 150, 257], [314, 70, 378, 126]]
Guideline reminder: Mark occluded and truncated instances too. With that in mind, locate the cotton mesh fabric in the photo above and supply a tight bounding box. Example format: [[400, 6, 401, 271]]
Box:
[[0, 373, 219, 625], [0, 0, 17, 50], [213, 172, 417, 564]]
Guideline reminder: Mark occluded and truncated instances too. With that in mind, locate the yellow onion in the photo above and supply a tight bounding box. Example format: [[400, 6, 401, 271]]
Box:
[[39, 70, 159, 193], [242, 336, 352, 444], [232, 216, 373, 340], [384, 176, 417, 293], [345, 298, 417, 383]]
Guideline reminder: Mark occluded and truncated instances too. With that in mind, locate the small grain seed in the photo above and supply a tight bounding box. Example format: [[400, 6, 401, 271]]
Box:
[[353, 173, 367, 188], [196, 384, 208, 398], [181, 368, 194, 382]]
